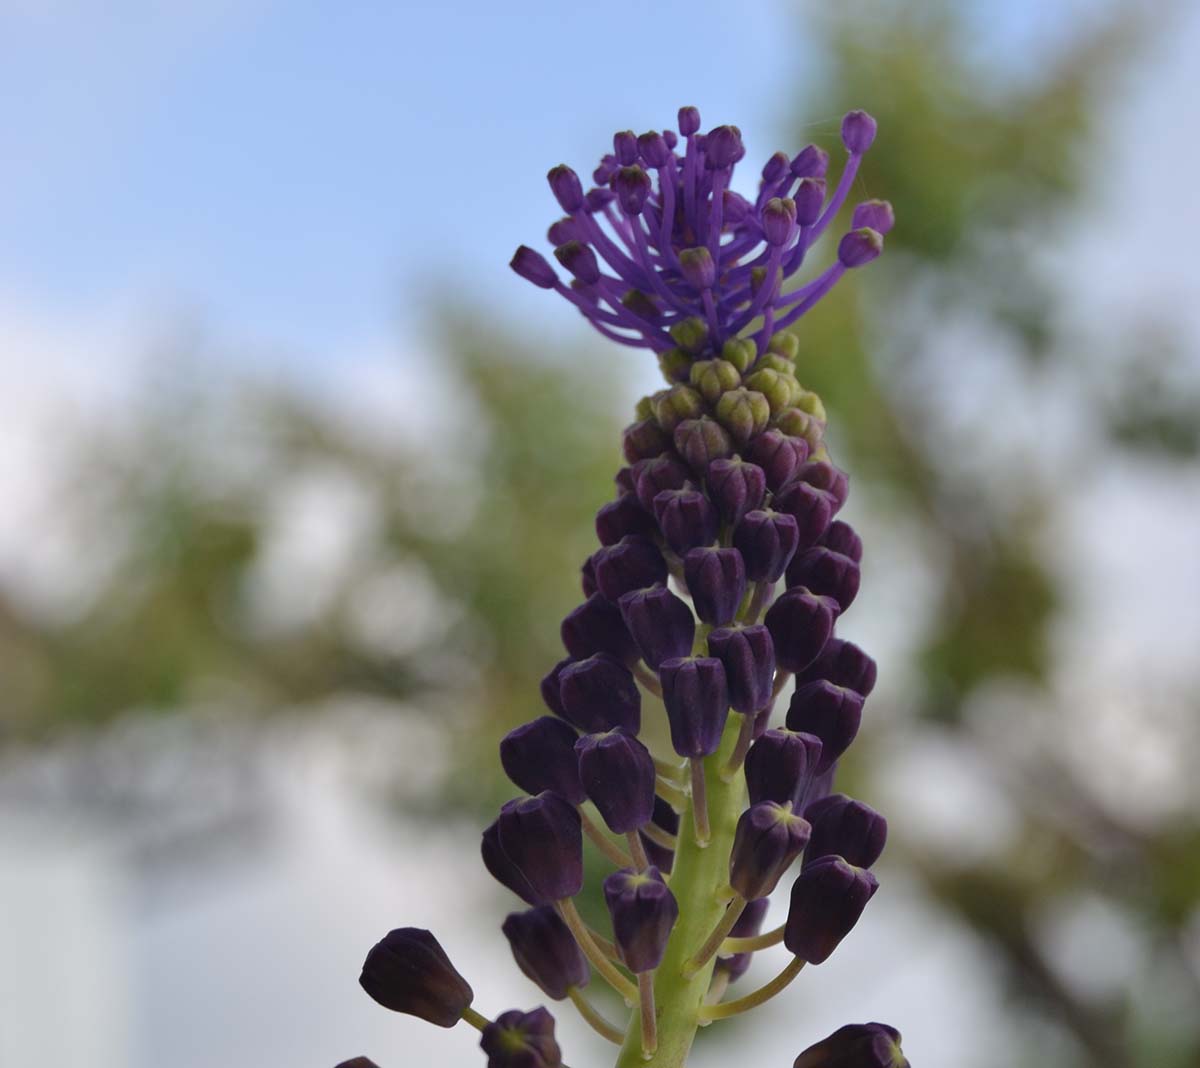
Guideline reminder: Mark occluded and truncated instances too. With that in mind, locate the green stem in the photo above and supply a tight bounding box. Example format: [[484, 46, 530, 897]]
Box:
[[582, 808, 634, 868], [461, 1006, 490, 1032], [558, 898, 638, 1004], [638, 971, 658, 1057], [721, 922, 785, 954], [681, 895, 746, 979], [698, 956, 805, 1022], [567, 986, 625, 1045], [612, 716, 747, 1068]]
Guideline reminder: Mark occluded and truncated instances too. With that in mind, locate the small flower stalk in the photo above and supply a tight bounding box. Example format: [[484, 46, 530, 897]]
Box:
[[343, 106, 907, 1068]]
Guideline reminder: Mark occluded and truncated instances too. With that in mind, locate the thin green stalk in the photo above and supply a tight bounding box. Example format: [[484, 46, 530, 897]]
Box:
[[698, 956, 805, 1022], [567, 987, 625, 1045]]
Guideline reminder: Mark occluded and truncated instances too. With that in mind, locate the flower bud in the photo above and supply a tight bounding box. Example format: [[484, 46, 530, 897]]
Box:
[[622, 418, 670, 463], [558, 653, 641, 734], [593, 536, 668, 602], [804, 795, 887, 871], [596, 494, 654, 546], [658, 347, 693, 382], [674, 416, 734, 472], [690, 359, 742, 404], [794, 177, 827, 226], [603, 867, 679, 973], [721, 337, 757, 374], [653, 488, 718, 554], [773, 407, 825, 454], [581, 554, 598, 598], [554, 240, 601, 285], [796, 460, 849, 510], [618, 585, 695, 669], [762, 196, 797, 246], [791, 144, 828, 178], [820, 520, 863, 563], [684, 546, 746, 625], [613, 130, 638, 164], [652, 385, 705, 432], [707, 624, 775, 714], [707, 458, 767, 527], [680, 246, 717, 289], [510, 246, 558, 289], [561, 594, 639, 665], [639, 795, 681, 873], [613, 165, 652, 215], [540, 657, 573, 718], [670, 315, 709, 354], [482, 811, 540, 904], [705, 124, 744, 168], [773, 480, 834, 548], [745, 428, 808, 489], [793, 1022, 908, 1068], [851, 199, 895, 236], [716, 388, 771, 446], [714, 897, 770, 984], [784, 856, 878, 964], [501, 717, 586, 805], [796, 638, 877, 697], [638, 131, 670, 167], [734, 508, 800, 583], [745, 728, 824, 807], [497, 792, 584, 904], [660, 656, 730, 758], [786, 680, 864, 773], [678, 106, 701, 136], [634, 454, 692, 512], [576, 728, 657, 833], [502, 905, 589, 1000], [586, 187, 615, 212], [730, 801, 812, 900], [334, 1059, 380, 1068], [786, 548, 861, 612], [548, 165, 584, 212], [841, 110, 877, 154], [359, 928, 474, 1026], [762, 151, 789, 183], [480, 1007, 562, 1068], [837, 228, 883, 269], [764, 587, 836, 673]]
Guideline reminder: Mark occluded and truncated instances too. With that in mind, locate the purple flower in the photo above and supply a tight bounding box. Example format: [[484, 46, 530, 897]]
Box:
[[707, 624, 775, 714], [496, 793, 583, 904], [793, 1023, 907, 1068], [745, 728, 824, 807], [729, 801, 812, 900], [557, 653, 641, 734], [359, 928, 474, 1027], [500, 717, 585, 805], [787, 680, 865, 774], [785, 857, 878, 965], [660, 655, 730, 757], [501, 906, 589, 1001], [603, 867, 679, 973], [575, 728, 656, 833], [804, 795, 888, 871], [480, 1007, 563, 1068]]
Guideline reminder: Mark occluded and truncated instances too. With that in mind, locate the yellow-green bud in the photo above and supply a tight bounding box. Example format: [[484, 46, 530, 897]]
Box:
[[768, 332, 800, 360], [721, 338, 757, 375], [689, 359, 741, 404], [756, 353, 794, 375], [744, 369, 800, 413], [794, 389, 827, 423], [715, 388, 770, 446], [634, 395, 656, 421], [669, 316, 709, 355], [658, 348, 692, 383], [654, 385, 705, 432], [772, 407, 824, 451]]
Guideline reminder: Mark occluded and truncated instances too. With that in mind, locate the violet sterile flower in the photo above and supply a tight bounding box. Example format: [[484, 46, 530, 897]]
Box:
[[346, 104, 903, 1068]]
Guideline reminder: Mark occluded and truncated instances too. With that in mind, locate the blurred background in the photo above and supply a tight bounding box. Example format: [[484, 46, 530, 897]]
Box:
[[2, 1, 1198, 1066]]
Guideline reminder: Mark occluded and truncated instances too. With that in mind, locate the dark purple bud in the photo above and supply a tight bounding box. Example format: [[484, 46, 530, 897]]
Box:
[[841, 110, 878, 154], [796, 638, 877, 697], [561, 594, 639, 665], [596, 495, 654, 546], [786, 680, 864, 773], [744, 728, 824, 807], [820, 520, 863, 563], [547, 165, 584, 212], [674, 416, 734, 472], [614, 165, 652, 214], [786, 548, 861, 612], [707, 458, 767, 526], [482, 810, 540, 904], [762, 196, 797, 247], [659, 655, 730, 758], [593, 536, 668, 602], [707, 624, 775, 714], [613, 130, 638, 165], [761, 151, 790, 183], [501, 906, 589, 1000], [634, 454, 691, 512], [558, 653, 641, 734], [510, 246, 557, 289], [851, 199, 895, 235], [638, 131, 670, 168], [501, 717, 585, 805], [497, 792, 583, 904], [794, 1022, 908, 1068], [654, 488, 718, 554], [618, 585, 695, 669], [705, 124, 743, 168], [585, 187, 615, 212], [540, 657, 573, 718], [678, 106, 701, 136], [791, 144, 829, 178], [554, 240, 601, 285], [764, 587, 836, 673], [576, 728, 657, 833], [640, 795, 681, 873], [547, 217, 576, 246], [615, 465, 638, 496], [679, 246, 717, 289], [714, 897, 770, 983], [785, 856, 878, 964], [730, 801, 812, 900], [480, 1007, 562, 1068], [773, 480, 834, 548], [794, 178, 827, 226], [747, 429, 808, 491], [804, 795, 887, 871], [603, 867, 679, 973], [581, 554, 598, 598], [684, 547, 746, 625], [662, 128, 678, 150], [359, 928, 474, 1026], [797, 463, 847, 507], [733, 508, 800, 583], [837, 228, 883, 268], [622, 418, 670, 463]]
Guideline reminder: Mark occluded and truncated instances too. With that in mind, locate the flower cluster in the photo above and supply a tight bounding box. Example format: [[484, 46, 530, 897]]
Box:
[[344, 107, 907, 1068]]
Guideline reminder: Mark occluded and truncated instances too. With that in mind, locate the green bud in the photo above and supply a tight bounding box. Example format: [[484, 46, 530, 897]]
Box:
[[715, 388, 770, 446], [689, 359, 741, 404], [674, 416, 733, 472], [721, 338, 757, 374], [622, 289, 660, 322], [744, 369, 799, 413], [768, 332, 799, 360], [654, 385, 705, 432], [634, 395, 656, 421], [669, 316, 709, 355], [755, 353, 794, 375], [794, 389, 827, 423], [658, 348, 692, 384], [772, 407, 824, 452]]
